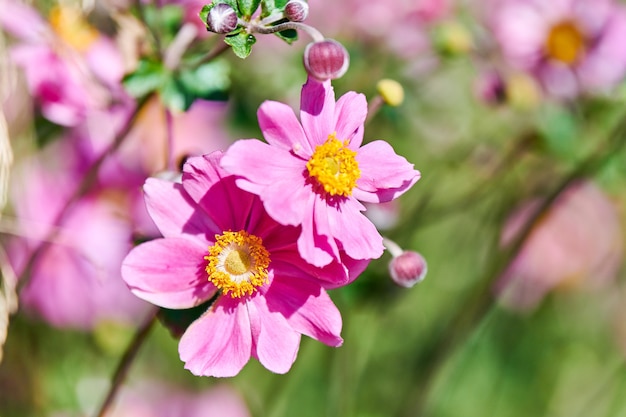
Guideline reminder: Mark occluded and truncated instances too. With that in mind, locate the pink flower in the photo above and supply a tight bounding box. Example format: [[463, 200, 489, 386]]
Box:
[[221, 77, 420, 267], [496, 181, 623, 312], [122, 152, 367, 377], [0, 0, 128, 125], [490, 0, 626, 98]]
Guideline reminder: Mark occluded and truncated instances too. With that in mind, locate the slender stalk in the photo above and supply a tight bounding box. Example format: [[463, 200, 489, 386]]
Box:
[[247, 21, 324, 42], [16, 95, 152, 292], [95, 309, 158, 417]]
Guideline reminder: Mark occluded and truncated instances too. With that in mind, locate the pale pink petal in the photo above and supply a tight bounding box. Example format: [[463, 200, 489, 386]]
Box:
[[264, 276, 343, 347], [247, 297, 300, 374], [258, 101, 312, 154], [121, 238, 216, 309], [297, 196, 339, 267], [328, 199, 384, 261], [300, 77, 335, 147], [0, 0, 48, 42], [85, 37, 126, 88], [144, 177, 220, 239], [354, 140, 420, 203], [334, 91, 367, 148], [179, 297, 252, 377], [184, 153, 256, 231]]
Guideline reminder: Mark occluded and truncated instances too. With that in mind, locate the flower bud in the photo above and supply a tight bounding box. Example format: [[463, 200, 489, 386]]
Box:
[[376, 79, 405, 107], [389, 251, 427, 288], [303, 39, 349, 81], [206, 3, 238, 34], [284, 0, 309, 22]]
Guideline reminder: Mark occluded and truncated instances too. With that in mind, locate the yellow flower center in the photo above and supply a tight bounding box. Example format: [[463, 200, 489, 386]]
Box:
[[544, 20, 586, 65], [205, 230, 270, 298], [306, 133, 361, 197], [49, 6, 99, 52]]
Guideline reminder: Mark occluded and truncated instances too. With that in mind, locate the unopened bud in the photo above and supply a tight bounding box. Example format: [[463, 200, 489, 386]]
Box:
[[303, 39, 349, 81], [377, 79, 405, 107], [389, 251, 427, 288], [474, 70, 506, 106], [284, 0, 309, 22], [206, 3, 238, 34]]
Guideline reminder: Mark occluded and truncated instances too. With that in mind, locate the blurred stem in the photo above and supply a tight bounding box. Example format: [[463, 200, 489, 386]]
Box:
[[95, 309, 158, 417], [133, 0, 162, 57], [398, 110, 626, 417], [16, 94, 153, 293], [184, 41, 231, 69]]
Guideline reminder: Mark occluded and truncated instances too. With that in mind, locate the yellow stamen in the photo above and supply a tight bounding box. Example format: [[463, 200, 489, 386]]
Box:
[[544, 20, 586, 65], [205, 230, 270, 298], [49, 6, 99, 52], [306, 133, 360, 197]]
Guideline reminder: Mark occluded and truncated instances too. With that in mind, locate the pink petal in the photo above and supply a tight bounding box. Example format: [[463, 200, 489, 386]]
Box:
[[334, 91, 367, 148], [297, 196, 339, 267], [144, 177, 220, 239], [121, 238, 216, 309], [354, 140, 421, 203], [264, 276, 343, 347], [179, 297, 252, 377], [0, 0, 48, 42], [258, 100, 312, 154], [328, 199, 384, 261], [247, 297, 301, 374], [300, 77, 335, 147], [184, 153, 256, 231]]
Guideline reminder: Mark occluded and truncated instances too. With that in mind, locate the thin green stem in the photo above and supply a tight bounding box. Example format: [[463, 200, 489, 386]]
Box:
[[95, 309, 158, 417]]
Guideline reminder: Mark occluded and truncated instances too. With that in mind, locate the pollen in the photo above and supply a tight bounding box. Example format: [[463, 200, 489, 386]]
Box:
[[544, 20, 586, 65], [205, 230, 270, 298], [49, 6, 99, 52], [306, 133, 361, 197]]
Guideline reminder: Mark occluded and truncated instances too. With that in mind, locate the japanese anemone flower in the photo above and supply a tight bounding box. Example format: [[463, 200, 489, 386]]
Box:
[[221, 77, 420, 267], [490, 0, 626, 98], [122, 152, 367, 377]]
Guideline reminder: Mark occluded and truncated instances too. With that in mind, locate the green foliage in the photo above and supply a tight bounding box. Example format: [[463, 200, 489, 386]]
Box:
[[237, 0, 261, 18], [224, 31, 257, 58]]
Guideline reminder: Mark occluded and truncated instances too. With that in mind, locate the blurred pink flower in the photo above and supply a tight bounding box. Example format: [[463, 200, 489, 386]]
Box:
[[490, 0, 626, 98], [8, 140, 152, 329], [108, 382, 251, 417], [122, 152, 368, 377], [496, 181, 624, 312], [0, 0, 129, 125], [222, 77, 420, 267]]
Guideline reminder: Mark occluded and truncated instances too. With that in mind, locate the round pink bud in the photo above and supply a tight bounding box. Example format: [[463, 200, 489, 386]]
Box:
[[303, 39, 349, 81], [284, 0, 309, 22], [206, 3, 238, 34], [389, 251, 427, 288]]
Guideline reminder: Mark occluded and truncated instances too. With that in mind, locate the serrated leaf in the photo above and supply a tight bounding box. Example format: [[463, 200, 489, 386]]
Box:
[[224, 32, 256, 59], [237, 0, 261, 17], [160, 75, 194, 112], [123, 59, 166, 98], [274, 28, 298, 44]]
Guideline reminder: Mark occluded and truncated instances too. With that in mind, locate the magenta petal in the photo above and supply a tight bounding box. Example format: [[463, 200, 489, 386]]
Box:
[[300, 77, 335, 147], [121, 238, 216, 309], [258, 101, 312, 154], [179, 297, 252, 377], [265, 276, 343, 347], [334, 91, 367, 148], [354, 140, 420, 203], [247, 297, 300, 374], [328, 199, 384, 261], [182, 152, 227, 203], [144, 178, 220, 239]]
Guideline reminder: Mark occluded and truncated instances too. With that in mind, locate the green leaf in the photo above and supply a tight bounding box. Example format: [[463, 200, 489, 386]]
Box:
[[178, 59, 231, 99], [274, 28, 298, 44], [159, 75, 194, 112], [538, 104, 579, 160], [237, 0, 261, 17], [224, 32, 257, 58], [123, 59, 166, 98]]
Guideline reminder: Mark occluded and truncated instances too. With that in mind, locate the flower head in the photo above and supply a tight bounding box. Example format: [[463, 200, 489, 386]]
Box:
[[122, 152, 367, 377], [221, 78, 420, 267], [490, 0, 626, 98]]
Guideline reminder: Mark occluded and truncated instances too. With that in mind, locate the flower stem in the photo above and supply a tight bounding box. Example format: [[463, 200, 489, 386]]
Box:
[[248, 21, 324, 42], [94, 309, 158, 417]]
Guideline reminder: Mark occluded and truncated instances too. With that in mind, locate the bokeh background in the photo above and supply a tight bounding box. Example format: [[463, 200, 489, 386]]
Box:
[[2, 0, 626, 416]]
